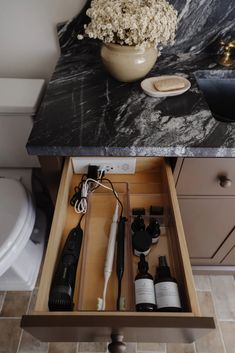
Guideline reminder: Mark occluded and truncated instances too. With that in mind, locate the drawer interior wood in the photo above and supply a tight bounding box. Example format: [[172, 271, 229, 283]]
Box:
[[78, 185, 132, 311], [34, 157, 200, 317]]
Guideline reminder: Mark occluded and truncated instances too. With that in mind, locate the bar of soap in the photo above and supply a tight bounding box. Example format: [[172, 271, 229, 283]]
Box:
[[154, 77, 185, 92]]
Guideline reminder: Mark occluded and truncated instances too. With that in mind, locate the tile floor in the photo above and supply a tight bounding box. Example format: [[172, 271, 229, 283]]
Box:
[[0, 275, 235, 353]]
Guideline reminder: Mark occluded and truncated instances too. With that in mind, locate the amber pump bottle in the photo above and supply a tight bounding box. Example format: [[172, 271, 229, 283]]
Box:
[[135, 254, 157, 312], [154, 256, 182, 312]]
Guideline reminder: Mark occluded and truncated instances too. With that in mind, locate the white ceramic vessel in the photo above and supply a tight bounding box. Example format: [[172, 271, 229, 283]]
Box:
[[141, 75, 191, 98]]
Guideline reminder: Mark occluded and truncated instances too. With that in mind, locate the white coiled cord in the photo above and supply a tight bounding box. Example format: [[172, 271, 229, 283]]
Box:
[[74, 178, 118, 214]]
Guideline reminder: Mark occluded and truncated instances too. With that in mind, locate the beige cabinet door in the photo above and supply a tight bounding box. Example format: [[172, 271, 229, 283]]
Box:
[[176, 158, 235, 196], [178, 196, 235, 265], [222, 246, 235, 265], [220, 228, 235, 265]]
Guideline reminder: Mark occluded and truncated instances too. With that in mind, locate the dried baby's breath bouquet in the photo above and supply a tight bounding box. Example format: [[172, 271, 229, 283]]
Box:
[[78, 0, 178, 50]]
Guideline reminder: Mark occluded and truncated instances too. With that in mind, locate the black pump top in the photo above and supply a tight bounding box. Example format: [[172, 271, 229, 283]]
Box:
[[138, 254, 149, 273], [131, 215, 145, 232], [146, 218, 160, 237], [157, 256, 171, 278], [159, 256, 168, 267]]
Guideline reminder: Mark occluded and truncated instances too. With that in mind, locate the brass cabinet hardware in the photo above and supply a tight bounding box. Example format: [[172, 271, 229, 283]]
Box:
[[218, 40, 235, 67]]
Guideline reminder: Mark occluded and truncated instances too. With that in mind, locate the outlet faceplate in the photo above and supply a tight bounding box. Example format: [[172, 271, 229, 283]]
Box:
[[72, 157, 136, 174]]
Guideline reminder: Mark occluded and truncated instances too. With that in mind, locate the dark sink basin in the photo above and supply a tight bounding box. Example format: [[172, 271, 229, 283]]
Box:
[[194, 70, 235, 122]]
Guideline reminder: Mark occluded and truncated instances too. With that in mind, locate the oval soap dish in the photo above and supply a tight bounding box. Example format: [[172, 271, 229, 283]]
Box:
[[141, 75, 191, 98]]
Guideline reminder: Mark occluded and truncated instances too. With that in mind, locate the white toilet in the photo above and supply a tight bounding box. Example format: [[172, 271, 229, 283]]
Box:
[[0, 78, 46, 290]]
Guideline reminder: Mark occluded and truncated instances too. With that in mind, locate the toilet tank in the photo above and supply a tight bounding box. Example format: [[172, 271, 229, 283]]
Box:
[[0, 78, 45, 168]]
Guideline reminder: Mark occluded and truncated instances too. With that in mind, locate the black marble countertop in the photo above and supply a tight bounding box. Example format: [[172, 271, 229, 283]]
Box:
[[27, 40, 235, 157]]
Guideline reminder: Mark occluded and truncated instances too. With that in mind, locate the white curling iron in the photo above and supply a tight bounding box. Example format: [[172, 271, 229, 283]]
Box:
[[97, 202, 119, 311]]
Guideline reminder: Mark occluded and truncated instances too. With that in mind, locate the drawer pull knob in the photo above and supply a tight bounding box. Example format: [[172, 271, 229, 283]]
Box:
[[108, 334, 126, 353], [219, 176, 232, 188]]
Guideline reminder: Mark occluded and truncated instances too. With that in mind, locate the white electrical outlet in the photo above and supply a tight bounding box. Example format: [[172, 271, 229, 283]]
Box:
[[72, 157, 136, 174]]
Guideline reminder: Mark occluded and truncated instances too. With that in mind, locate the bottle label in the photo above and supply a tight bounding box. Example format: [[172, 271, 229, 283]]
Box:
[[155, 282, 181, 309], [134, 248, 151, 256], [135, 279, 156, 305], [152, 236, 160, 244]]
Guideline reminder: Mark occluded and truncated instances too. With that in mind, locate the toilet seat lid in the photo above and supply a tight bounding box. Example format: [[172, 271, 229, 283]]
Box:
[[0, 178, 31, 258]]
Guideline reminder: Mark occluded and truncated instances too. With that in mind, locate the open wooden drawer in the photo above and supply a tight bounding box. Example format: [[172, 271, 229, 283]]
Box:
[[21, 157, 215, 343]]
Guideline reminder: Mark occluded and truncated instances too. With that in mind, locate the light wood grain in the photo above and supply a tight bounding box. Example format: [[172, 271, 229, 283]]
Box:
[[35, 157, 198, 315], [23, 157, 215, 342], [35, 158, 74, 311], [32, 311, 194, 317], [162, 161, 201, 316]]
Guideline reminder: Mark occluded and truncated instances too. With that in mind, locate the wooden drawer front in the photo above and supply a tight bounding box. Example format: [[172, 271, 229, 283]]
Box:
[[21, 157, 214, 342], [176, 158, 235, 196]]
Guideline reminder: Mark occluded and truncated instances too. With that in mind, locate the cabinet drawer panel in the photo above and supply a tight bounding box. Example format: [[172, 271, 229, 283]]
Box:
[[177, 158, 235, 195], [21, 157, 215, 342], [178, 197, 235, 260], [222, 246, 235, 265]]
